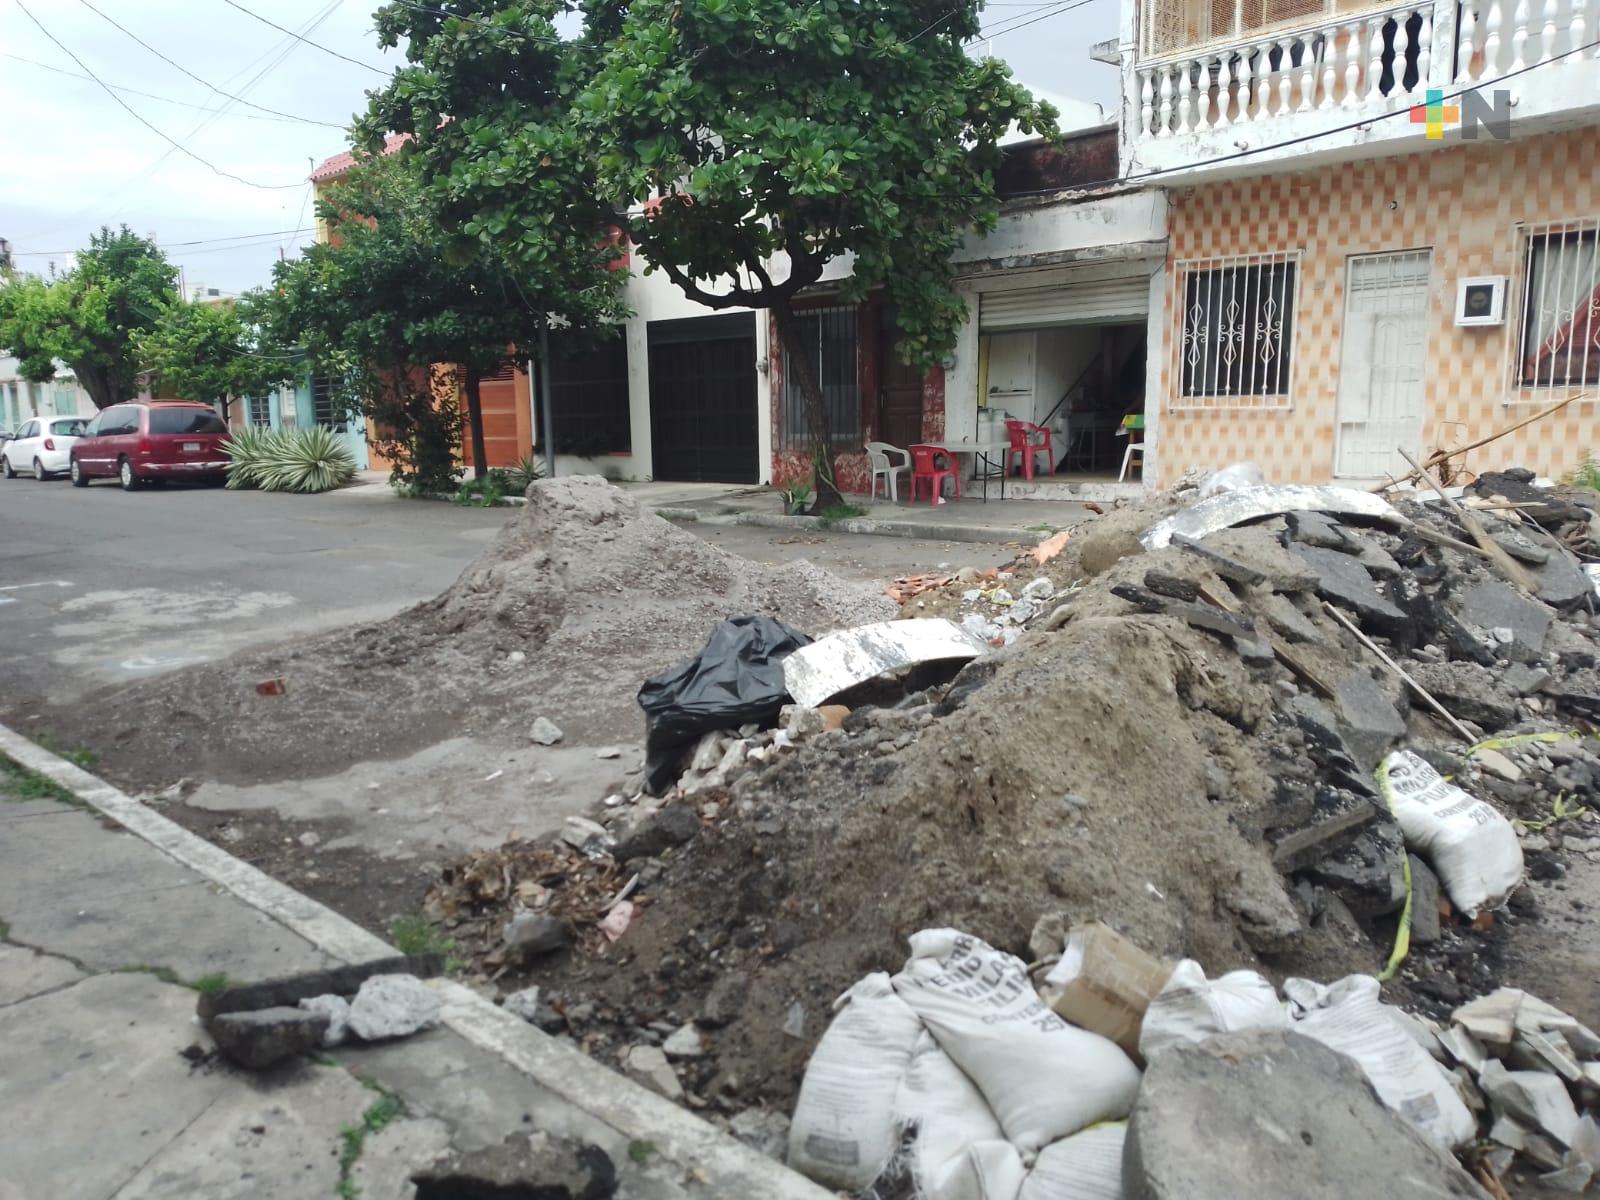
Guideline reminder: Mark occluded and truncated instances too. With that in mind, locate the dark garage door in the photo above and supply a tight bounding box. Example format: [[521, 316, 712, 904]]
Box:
[[648, 312, 758, 484]]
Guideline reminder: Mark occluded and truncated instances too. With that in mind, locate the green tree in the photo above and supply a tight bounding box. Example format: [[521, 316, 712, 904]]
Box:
[[361, 0, 1052, 509], [270, 150, 620, 487], [133, 290, 292, 419], [0, 226, 178, 410]]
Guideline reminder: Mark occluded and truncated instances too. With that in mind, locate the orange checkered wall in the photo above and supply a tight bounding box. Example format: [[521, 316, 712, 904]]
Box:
[[1154, 128, 1600, 486]]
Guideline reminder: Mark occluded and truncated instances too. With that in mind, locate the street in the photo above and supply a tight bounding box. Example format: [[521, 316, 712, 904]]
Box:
[[0, 476, 1003, 715]]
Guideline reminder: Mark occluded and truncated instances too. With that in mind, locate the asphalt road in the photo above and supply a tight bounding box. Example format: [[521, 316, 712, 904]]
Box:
[[0, 477, 512, 710], [0, 476, 1007, 713]]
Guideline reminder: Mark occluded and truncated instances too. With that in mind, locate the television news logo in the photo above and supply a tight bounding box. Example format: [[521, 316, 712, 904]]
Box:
[[1409, 88, 1512, 140]]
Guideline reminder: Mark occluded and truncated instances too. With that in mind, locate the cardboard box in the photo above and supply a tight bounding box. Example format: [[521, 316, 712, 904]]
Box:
[[1039, 922, 1174, 1063]]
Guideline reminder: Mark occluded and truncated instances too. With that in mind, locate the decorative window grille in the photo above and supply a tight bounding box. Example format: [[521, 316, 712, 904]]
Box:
[[1511, 218, 1600, 402], [1173, 251, 1299, 409], [247, 393, 272, 428], [781, 305, 862, 450]]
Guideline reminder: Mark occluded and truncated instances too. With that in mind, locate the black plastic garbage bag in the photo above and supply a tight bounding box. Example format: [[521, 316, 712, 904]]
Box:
[[638, 615, 813, 796]]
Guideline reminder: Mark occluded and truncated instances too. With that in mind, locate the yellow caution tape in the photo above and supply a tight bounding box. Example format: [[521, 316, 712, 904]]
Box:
[[1469, 730, 1586, 755], [1374, 757, 1412, 985]]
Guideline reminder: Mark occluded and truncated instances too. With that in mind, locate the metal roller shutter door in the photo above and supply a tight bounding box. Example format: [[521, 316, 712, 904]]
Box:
[[979, 274, 1149, 331]]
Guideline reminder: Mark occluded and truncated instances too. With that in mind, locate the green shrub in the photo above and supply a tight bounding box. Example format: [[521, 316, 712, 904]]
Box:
[[223, 427, 356, 495], [452, 472, 509, 506], [1567, 453, 1600, 493]]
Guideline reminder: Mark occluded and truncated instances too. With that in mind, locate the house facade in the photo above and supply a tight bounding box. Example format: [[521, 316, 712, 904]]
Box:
[[1, 357, 96, 432], [1114, 0, 1600, 485]]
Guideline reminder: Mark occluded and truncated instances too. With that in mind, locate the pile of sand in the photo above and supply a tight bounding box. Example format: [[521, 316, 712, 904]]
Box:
[[67, 477, 894, 786]]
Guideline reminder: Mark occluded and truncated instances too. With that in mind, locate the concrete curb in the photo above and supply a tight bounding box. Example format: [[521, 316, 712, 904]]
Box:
[[655, 506, 1043, 545], [0, 724, 831, 1200]]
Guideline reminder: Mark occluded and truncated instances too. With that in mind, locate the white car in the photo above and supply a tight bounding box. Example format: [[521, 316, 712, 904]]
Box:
[[1, 416, 88, 480]]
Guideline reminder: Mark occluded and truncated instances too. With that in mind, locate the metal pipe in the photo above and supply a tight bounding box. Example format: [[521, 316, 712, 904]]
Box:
[[539, 321, 555, 479]]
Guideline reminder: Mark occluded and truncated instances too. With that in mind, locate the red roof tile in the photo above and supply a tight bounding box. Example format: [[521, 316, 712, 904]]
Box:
[[308, 132, 411, 183]]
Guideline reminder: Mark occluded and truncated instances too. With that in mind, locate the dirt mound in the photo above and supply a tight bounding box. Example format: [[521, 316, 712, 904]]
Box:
[[62, 477, 894, 787], [441, 482, 1600, 1125]]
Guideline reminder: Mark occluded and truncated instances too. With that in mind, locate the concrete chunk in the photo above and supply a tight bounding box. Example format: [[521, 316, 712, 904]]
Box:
[[1456, 580, 1553, 655], [1409, 661, 1518, 730], [209, 1006, 330, 1070], [347, 974, 441, 1041], [1124, 1029, 1489, 1200], [195, 954, 443, 1020], [1332, 671, 1407, 768]]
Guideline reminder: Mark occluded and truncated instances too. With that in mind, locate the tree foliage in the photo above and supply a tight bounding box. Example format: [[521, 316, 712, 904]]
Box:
[[0, 226, 178, 410], [133, 290, 291, 418], [269, 147, 625, 486], [361, 0, 1052, 506]]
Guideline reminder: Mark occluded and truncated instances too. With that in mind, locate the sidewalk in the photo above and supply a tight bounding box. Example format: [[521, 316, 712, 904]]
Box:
[[0, 729, 827, 1200], [625, 481, 1095, 544], [334, 472, 1095, 544]]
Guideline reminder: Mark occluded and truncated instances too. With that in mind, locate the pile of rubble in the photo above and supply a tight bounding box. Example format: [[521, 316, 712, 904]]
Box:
[[420, 464, 1600, 1194]]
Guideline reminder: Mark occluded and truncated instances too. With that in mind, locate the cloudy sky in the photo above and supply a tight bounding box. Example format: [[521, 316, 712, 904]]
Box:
[[1, 0, 1120, 296]]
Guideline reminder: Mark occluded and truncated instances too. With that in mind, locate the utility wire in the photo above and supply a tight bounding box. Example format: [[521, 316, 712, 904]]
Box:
[[13, 228, 316, 257], [71, 0, 346, 127], [11, 0, 306, 190], [4, 53, 330, 124], [979, 0, 1103, 41], [218, 0, 391, 75]]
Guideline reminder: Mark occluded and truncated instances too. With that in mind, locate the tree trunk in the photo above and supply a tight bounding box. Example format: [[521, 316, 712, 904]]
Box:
[[78, 367, 118, 410], [463, 366, 488, 481], [771, 297, 842, 513]]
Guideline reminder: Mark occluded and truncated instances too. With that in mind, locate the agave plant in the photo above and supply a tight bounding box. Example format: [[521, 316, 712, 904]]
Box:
[[268, 426, 357, 493], [505, 451, 546, 495], [220, 428, 272, 490], [224, 427, 356, 494]]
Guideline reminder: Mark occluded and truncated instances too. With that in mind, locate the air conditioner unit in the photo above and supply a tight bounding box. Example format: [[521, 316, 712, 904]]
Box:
[[1456, 276, 1507, 327]]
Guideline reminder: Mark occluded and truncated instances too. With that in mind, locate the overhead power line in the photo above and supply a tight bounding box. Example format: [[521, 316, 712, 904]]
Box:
[[4, 53, 332, 124], [218, 0, 391, 75], [70, 0, 346, 127], [12, 227, 316, 257], [11, 0, 306, 190]]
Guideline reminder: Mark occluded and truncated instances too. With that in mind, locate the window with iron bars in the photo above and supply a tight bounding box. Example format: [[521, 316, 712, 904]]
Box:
[[1174, 252, 1299, 409], [309, 376, 347, 431], [781, 305, 863, 450], [1513, 219, 1600, 400], [247, 393, 272, 429]]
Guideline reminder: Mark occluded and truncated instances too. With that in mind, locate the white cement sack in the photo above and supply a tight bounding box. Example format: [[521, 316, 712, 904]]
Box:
[[788, 972, 924, 1189], [1286, 974, 1477, 1148], [1138, 959, 1286, 1060], [1018, 1124, 1127, 1200], [893, 929, 1142, 1155], [929, 1139, 1029, 1200], [896, 1031, 1006, 1193], [1380, 750, 1523, 915]]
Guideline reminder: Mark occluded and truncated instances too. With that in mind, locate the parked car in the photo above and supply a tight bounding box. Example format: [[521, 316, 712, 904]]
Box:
[[1, 415, 88, 480], [70, 401, 230, 490]]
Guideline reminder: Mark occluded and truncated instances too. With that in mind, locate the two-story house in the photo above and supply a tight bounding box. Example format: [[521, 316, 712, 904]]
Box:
[[1109, 0, 1600, 485]]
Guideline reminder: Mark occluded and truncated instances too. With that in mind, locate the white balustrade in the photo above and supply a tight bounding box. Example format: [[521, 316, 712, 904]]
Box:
[[1135, 2, 1443, 138], [1456, 0, 1600, 79]]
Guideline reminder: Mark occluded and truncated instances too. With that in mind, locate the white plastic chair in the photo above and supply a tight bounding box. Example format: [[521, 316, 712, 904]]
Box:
[[865, 441, 911, 502]]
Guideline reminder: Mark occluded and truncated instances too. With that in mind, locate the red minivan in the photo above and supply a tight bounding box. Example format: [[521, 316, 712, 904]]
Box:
[[70, 401, 231, 491]]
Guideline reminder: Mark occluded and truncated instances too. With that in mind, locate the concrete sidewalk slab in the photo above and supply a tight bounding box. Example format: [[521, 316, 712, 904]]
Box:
[[0, 724, 833, 1200]]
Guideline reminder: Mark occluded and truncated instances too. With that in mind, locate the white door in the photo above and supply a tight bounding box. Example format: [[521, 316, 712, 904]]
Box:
[[1334, 250, 1432, 479], [7, 419, 39, 470]]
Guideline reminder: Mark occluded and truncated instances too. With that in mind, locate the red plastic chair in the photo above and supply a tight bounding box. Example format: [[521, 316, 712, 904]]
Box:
[[908, 444, 960, 506], [1004, 419, 1055, 480]]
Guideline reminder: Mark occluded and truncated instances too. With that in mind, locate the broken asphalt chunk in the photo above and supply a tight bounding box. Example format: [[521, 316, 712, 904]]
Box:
[[209, 1006, 330, 1070], [1288, 544, 1410, 636]]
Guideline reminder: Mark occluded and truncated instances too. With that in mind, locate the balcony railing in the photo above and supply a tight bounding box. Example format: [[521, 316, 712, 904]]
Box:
[[1133, 0, 1600, 140], [1137, 2, 1433, 137]]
